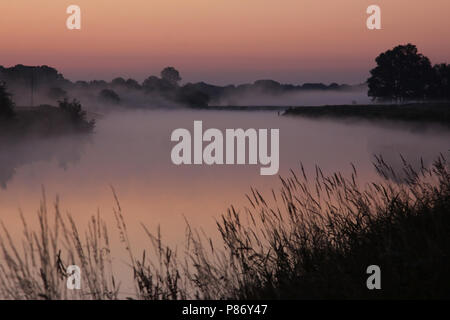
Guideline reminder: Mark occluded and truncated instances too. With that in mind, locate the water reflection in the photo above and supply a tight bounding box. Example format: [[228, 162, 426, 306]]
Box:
[[0, 108, 448, 293], [0, 134, 90, 189], [1, 109, 448, 215]]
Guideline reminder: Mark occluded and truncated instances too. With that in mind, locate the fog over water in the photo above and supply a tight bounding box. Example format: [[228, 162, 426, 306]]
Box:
[[215, 88, 371, 106], [0, 107, 449, 292]]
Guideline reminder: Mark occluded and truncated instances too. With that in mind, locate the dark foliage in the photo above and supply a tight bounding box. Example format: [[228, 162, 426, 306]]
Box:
[[0, 65, 68, 89], [368, 44, 450, 102], [284, 102, 450, 127], [176, 84, 211, 107], [99, 89, 121, 105], [430, 63, 450, 100], [161, 67, 181, 87], [0, 63, 360, 109], [125, 78, 141, 90], [368, 44, 434, 102], [58, 98, 95, 131], [142, 75, 176, 94], [0, 82, 15, 118], [111, 77, 127, 87]]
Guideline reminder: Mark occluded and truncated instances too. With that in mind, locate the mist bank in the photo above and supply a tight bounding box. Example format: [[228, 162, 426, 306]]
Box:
[[0, 64, 367, 110]]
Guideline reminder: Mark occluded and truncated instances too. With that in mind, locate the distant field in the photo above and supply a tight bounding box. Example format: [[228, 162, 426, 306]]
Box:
[[284, 102, 450, 126]]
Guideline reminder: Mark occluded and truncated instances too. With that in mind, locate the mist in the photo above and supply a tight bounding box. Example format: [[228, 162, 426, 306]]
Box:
[[1, 107, 449, 293], [213, 87, 371, 106]]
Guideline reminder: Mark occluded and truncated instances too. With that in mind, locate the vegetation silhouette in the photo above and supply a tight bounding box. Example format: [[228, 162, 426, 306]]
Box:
[[430, 63, 450, 100], [99, 88, 121, 105], [368, 44, 450, 102], [58, 98, 95, 131], [0, 82, 15, 118], [0, 156, 448, 299], [161, 67, 182, 87], [0, 64, 357, 108], [0, 43, 449, 300], [284, 103, 450, 127], [1, 44, 449, 109]]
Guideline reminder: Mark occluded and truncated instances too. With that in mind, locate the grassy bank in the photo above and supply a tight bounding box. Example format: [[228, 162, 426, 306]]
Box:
[[0, 156, 449, 299], [284, 102, 450, 127]]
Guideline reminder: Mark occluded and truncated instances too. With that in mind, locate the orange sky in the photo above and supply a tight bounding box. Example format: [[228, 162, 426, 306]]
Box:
[[1, 0, 449, 84]]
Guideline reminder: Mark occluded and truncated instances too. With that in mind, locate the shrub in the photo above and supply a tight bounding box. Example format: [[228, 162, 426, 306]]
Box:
[[0, 82, 15, 118], [58, 98, 95, 131]]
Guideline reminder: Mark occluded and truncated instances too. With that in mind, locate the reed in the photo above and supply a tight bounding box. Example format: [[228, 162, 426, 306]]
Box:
[[0, 155, 448, 299]]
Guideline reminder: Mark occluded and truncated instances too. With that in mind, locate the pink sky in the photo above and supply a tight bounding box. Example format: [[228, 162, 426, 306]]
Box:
[[1, 0, 449, 85]]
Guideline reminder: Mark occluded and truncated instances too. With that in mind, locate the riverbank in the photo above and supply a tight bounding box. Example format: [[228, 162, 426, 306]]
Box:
[[283, 102, 450, 126]]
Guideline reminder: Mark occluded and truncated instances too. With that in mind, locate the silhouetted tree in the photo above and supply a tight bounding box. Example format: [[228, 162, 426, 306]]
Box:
[[89, 80, 108, 90], [0, 82, 15, 118], [58, 98, 95, 131], [0, 65, 67, 89], [253, 80, 283, 94], [99, 89, 121, 105], [430, 63, 450, 100], [75, 81, 89, 89], [177, 84, 210, 107], [302, 83, 328, 90], [368, 44, 434, 102], [142, 76, 175, 93], [161, 67, 181, 87], [111, 77, 126, 87], [107, 77, 141, 90], [125, 78, 141, 90]]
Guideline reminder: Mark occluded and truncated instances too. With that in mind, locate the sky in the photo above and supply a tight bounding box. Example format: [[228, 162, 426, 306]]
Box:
[[1, 0, 449, 85]]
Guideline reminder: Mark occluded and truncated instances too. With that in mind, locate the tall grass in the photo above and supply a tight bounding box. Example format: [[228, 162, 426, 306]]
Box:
[[0, 155, 449, 299], [0, 190, 119, 299]]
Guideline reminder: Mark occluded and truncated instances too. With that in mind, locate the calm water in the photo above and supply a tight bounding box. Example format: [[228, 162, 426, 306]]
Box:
[[1, 109, 449, 292]]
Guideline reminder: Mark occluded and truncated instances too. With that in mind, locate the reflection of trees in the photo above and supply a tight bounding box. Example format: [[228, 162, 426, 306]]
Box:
[[0, 134, 90, 189]]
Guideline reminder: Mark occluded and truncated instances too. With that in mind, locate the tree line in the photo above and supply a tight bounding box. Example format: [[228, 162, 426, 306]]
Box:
[[1, 43, 449, 116], [0, 65, 356, 109]]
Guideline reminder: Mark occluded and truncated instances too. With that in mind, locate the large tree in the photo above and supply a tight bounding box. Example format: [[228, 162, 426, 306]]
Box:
[[0, 82, 15, 118], [368, 44, 434, 102], [160, 67, 181, 87], [430, 63, 450, 100]]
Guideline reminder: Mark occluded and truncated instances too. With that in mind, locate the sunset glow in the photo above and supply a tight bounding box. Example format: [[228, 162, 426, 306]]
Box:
[[1, 0, 449, 84]]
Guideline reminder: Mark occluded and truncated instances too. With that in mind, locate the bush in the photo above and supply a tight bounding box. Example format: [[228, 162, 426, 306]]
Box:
[[58, 98, 95, 131], [0, 82, 15, 118]]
